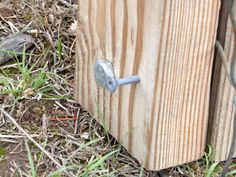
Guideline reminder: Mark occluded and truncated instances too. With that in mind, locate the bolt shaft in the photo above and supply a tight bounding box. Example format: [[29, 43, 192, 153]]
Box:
[[117, 76, 140, 86]]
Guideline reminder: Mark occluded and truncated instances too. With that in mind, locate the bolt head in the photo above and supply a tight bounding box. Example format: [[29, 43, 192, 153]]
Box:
[[94, 59, 118, 92], [106, 76, 118, 92]]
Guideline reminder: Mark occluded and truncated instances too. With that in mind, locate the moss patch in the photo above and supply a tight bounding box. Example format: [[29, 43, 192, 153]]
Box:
[[0, 147, 7, 158]]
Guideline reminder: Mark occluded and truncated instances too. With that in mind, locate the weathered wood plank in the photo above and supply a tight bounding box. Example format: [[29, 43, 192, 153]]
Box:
[[0, 33, 34, 65], [76, 0, 220, 170], [208, 1, 236, 161]]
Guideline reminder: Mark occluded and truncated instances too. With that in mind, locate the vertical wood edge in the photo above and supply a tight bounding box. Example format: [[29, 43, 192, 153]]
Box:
[[207, 0, 229, 151]]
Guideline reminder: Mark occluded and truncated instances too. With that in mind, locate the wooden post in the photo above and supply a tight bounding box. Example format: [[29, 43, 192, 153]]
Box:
[[75, 0, 220, 170], [208, 1, 236, 161]]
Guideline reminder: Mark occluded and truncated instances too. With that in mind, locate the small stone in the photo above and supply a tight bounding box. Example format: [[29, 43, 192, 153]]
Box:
[[81, 132, 89, 139], [48, 13, 55, 24], [68, 20, 77, 34]]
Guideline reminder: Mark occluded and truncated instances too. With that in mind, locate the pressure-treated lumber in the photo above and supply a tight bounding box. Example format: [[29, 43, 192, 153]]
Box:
[[76, 0, 220, 170], [208, 1, 236, 161]]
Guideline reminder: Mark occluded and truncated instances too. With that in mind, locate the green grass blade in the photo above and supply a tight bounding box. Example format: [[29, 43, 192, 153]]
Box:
[[1, 89, 23, 94], [139, 166, 144, 177], [37, 87, 54, 93], [66, 137, 104, 163], [48, 165, 78, 177], [31, 72, 47, 90], [80, 149, 120, 177], [57, 36, 62, 61], [22, 45, 26, 68], [24, 139, 37, 177], [0, 49, 34, 57], [226, 169, 236, 176], [87, 149, 120, 171], [85, 137, 103, 146], [204, 152, 210, 167], [205, 162, 219, 177], [35, 138, 48, 172]]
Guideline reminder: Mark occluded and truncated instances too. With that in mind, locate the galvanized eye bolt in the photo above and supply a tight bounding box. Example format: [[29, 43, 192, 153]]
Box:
[[94, 59, 141, 92]]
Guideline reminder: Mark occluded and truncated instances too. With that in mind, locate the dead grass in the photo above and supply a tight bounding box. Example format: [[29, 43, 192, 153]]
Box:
[[0, 0, 235, 177]]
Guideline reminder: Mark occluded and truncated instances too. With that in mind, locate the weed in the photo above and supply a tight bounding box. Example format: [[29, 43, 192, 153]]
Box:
[[139, 166, 144, 177], [179, 145, 236, 177], [56, 35, 63, 62], [79, 148, 120, 177], [0, 48, 70, 101], [25, 139, 37, 177], [0, 147, 6, 158]]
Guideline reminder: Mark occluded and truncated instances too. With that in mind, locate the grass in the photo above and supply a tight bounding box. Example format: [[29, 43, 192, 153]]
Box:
[[0, 0, 236, 177], [24, 130, 121, 177], [25, 139, 37, 177], [0, 50, 49, 98], [0, 47, 72, 102], [174, 145, 236, 177], [79, 149, 120, 177], [0, 147, 6, 158]]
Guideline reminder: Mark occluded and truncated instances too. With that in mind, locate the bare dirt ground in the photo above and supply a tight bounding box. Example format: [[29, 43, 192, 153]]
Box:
[[0, 0, 234, 177]]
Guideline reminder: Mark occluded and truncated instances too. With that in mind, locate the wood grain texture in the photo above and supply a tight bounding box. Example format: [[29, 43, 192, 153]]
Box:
[[76, 0, 220, 170], [208, 2, 236, 161]]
